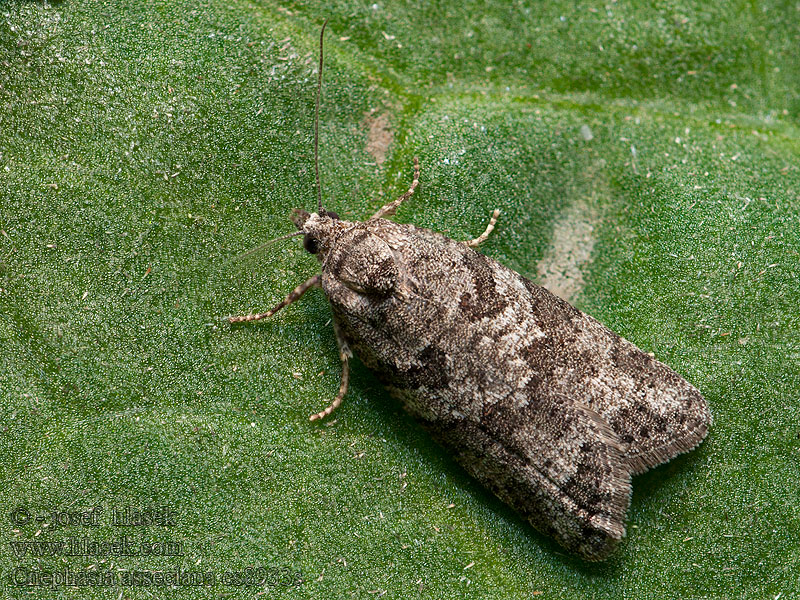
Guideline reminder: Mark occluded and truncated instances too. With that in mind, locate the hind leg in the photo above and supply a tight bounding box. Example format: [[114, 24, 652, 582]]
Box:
[[309, 319, 353, 421]]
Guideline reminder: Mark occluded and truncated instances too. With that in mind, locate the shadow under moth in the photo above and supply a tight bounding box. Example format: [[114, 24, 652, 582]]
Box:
[[228, 23, 711, 561]]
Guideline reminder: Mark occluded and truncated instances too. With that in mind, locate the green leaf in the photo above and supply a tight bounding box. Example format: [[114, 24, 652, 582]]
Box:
[[1, 1, 797, 598]]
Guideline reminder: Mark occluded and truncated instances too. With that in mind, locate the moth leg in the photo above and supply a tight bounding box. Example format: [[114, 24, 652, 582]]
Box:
[[464, 209, 501, 247], [228, 274, 321, 324], [310, 320, 353, 421], [370, 157, 420, 220]]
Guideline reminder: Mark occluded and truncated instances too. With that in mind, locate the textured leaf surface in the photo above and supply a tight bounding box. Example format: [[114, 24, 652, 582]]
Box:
[[1, 1, 798, 598]]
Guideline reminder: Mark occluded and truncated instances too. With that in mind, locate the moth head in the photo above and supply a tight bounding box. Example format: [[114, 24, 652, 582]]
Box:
[[291, 207, 340, 256], [292, 209, 397, 297]]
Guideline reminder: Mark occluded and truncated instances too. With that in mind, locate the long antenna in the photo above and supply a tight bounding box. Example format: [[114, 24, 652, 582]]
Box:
[[226, 231, 303, 265], [315, 19, 329, 215]]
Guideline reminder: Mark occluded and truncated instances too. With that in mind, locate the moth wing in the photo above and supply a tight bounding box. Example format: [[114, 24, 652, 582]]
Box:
[[518, 278, 711, 476], [589, 328, 711, 475], [425, 388, 632, 561]]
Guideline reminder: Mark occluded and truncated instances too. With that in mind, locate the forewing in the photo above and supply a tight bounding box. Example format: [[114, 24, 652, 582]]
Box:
[[517, 278, 711, 475], [410, 388, 631, 561]]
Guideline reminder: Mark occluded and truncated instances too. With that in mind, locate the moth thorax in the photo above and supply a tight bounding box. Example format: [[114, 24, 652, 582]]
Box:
[[328, 229, 398, 296]]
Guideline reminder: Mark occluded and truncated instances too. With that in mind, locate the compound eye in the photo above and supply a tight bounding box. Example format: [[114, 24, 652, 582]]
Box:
[[303, 233, 319, 254], [323, 209, 339, 220]]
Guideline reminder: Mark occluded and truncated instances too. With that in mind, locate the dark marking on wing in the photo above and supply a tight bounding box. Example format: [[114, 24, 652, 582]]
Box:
[[458, 252, 508, 320]]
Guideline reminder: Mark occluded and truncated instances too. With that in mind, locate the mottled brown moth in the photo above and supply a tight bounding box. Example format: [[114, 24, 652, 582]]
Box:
[[229, 22, 711, 560]]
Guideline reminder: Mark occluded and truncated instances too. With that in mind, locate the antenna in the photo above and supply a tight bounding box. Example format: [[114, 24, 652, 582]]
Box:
[[315, 19, 329, 215], [226, 231, 303, 266]]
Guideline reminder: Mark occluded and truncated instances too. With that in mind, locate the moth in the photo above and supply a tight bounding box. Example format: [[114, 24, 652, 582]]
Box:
[[229, 23, 711, 561]]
